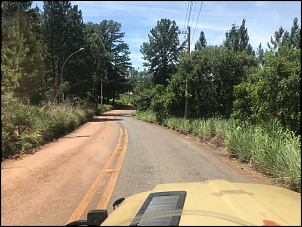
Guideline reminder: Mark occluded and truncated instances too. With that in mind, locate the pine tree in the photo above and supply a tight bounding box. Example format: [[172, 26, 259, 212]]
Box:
[[223, 19, 254, 55], [256, 43, 265, 67], [140, 18, 186, 86], [289, 17, 301, 49], [194, 31, 207, 50], [267, 17, 301, 51], [98, 20, 131, 104], [1, 1, 44, 103], [41, 1, 87, 101], [267, 27, 285, 51]]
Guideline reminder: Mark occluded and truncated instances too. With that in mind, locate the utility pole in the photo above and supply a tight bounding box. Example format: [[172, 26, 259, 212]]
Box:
[[184, 26, 190, 118]]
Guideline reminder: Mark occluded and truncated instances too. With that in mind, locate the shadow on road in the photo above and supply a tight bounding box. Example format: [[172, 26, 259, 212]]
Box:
[[90, 118, 123, 122], [91, 108, 135, 122], [101, 113, 131, 117]]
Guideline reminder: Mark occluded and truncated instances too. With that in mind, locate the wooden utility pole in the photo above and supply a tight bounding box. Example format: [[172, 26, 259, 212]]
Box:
[[184, 26, 190, 118]]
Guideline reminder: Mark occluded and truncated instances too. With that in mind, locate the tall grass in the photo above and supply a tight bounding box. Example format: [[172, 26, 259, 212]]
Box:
[[1, 94, 111, 159], [225, 120, 301, 191], [133, 110, 301, 192], [95, 104, 113, 115], [132, 110, 157, 123]]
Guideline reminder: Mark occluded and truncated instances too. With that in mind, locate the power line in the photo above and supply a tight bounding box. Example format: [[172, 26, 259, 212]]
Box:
[[192, 1, 203, 46], [183, 1, 190, 32], [190, 1, 197, 29], [187, 1, 193, 29]]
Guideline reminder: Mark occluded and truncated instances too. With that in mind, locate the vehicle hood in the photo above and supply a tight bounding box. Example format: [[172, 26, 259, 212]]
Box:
[[101, 179, 301, 226]]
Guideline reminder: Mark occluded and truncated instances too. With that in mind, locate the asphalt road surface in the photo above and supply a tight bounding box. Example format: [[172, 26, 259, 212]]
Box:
[[1, 109, 259, 226]]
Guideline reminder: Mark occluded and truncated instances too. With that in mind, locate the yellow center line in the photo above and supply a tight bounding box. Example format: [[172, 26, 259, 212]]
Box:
[[65, 128, 124, 225], [96, 128, 128, 210]]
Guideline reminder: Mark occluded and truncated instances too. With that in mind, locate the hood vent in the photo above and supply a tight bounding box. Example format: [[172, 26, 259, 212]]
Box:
[[130, 191, 187, 226]]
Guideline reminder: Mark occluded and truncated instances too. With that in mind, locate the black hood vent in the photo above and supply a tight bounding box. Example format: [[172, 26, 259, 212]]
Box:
[[130, 191, 187, 226]]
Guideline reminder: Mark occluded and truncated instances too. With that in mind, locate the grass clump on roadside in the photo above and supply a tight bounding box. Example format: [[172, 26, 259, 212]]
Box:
[[225, 120, 301, 192], [132, 110, 301, 192], [95, 104, 113, 115], [1, 94, 112, 160], [132, 110, 157, 123]]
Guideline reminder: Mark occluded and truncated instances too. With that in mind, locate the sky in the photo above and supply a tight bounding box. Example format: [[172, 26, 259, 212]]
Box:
[[31, 1, 301, 71]]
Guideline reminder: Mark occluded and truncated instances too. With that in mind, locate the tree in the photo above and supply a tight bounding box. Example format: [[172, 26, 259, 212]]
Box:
[[1, 1, 44, 103], [268, 27, 285, 51], [41, 1, 71, 100], [268, 18, 301, 52], [83, 22, 111, 102], [194, 31, 207, 50], [223, 19, 254, 55], [224, 22, 240, 52], [40, 1, 89, 102], [98, 19, 131, 104], [232, 47, 301, 134], [289, 17, 301, 49], [140, 18, 186, 86], [169, 46, 257, 119], [256, 43, 265, 67], [132, 69, 155, 111]]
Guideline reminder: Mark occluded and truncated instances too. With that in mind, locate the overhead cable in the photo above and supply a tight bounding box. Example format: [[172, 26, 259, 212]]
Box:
[[192, 1, 203, 45]]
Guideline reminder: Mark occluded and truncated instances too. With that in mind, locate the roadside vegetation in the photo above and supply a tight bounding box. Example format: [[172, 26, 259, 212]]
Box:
[[1, 93, 112, 160], [133, 110, 301, 192]]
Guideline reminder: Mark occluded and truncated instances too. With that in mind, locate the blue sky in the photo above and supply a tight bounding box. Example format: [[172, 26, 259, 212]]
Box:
[[32, 1, 301, 71]]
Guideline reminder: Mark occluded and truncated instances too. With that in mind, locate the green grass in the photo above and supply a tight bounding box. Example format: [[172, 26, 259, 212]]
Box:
[[95, 104, 113, 115], [1, 94, 112, 159], [132, 110, 157, 123], [133, 110, 301, 192]]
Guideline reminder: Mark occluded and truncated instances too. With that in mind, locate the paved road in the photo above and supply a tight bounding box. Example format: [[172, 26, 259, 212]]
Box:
[[105, 110, 255, 214], [1, 109, 257, 226]]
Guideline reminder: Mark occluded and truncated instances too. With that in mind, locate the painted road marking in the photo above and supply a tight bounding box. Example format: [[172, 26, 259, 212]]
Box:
[[96, 128, 128, 209], [105, 169, 115, 173], [65, 128, 124, 225]]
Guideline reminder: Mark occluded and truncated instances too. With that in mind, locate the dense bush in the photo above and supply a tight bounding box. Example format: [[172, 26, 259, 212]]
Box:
[[95, 104, 113, 115], [232, 47, 301, 134]]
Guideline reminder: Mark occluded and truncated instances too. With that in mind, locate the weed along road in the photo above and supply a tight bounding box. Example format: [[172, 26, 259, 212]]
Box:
[[2, 109, 261, 226]]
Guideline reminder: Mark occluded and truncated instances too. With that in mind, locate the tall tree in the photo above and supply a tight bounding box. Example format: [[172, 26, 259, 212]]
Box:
[[84, 22, 111, 102], [289, 17, 301, 49], [224, 22, 240, 52], [267, 27, 285, 51], [268, 18, 301, 52], [40, 1, 86, 101], [194, 31, 207, 50], [62, 4, 87, 99], [41, 1, 71, 100], [1, 1, 44, 103], [98, 19, 131, 104], [140, 18, 186, 86], [256, 42, 265, 67], [223, 19, 254, 55]]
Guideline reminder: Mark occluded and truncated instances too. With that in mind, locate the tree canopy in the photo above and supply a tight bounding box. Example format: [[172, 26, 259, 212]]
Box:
[[140, 18, 186, 86], [1, 1, 131, 105]]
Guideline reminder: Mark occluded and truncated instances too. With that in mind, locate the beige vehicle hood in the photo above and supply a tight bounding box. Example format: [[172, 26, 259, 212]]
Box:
[[101, 179, 301, 226]]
